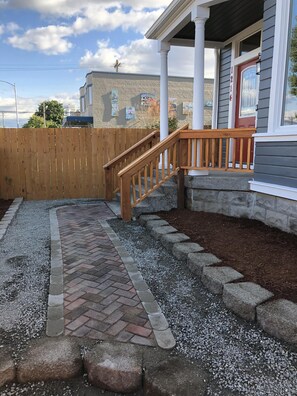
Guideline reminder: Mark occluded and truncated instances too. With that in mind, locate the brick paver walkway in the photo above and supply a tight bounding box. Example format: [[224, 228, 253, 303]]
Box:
[[57, 203, 156, 346]]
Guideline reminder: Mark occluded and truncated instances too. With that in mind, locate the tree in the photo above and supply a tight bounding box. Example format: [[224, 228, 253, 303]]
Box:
[[23, 115, 45, 128], [148, 117, 178, 133], [35, 100, 64, 127], [23, 100, 65, 128]]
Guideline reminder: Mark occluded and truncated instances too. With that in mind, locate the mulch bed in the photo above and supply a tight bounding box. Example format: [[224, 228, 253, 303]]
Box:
[[158, 209, 297, 303], [0, 199, 12, 221]]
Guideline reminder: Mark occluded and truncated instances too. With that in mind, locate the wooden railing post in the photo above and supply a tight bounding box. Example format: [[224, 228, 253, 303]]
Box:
[[177, 140, 185, 209], [120, 174, 132, 221], [105, 167, 113, 201]]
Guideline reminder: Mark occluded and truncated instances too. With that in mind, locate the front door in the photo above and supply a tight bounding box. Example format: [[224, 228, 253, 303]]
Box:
[[235, 59, 257, 162]]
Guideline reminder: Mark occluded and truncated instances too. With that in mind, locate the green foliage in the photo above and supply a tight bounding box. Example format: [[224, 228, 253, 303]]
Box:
[[22, 100, 65, 128], [23, 115, 45, 128], [148, 117, 178, 132], [35, 100, 64, 127]]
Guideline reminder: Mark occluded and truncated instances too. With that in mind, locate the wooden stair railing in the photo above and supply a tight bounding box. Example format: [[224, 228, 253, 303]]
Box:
[[118, 127, 255, 221], [103, 129, 160, 201], [118, 124, 189, 221]]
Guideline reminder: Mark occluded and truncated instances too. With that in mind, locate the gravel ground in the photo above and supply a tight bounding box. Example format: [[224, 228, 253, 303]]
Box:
[[1, 200, 297, 396], [109, 218, 297, 396]]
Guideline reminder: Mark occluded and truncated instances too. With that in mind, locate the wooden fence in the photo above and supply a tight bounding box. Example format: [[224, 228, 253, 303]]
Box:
[[0, 128, 153, 200]]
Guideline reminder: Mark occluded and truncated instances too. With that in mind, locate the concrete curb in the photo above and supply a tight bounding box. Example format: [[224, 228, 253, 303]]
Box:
[[0, 197, 23, 242], [100, 220, 176, 350], [139, 214, 297, 346]]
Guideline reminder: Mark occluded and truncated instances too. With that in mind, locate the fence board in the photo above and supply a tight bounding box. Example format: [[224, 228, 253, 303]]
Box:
[[0, 128, 152, 200]]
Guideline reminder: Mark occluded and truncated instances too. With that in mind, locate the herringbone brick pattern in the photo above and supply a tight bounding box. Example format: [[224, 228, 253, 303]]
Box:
[[57, 203, 156, 346]]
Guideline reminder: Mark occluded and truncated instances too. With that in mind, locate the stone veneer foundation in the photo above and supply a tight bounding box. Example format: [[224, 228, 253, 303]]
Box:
[[185, 173, 297, 236]]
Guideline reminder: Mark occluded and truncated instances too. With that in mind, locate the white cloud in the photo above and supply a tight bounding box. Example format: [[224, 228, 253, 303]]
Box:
[[7, 25, 73, 54], [0, 0, 171, 16], [0, 24, 4, 35], [80, 38, 215, 79]]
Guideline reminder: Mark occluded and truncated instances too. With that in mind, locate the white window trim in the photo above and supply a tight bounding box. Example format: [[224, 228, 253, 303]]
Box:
[[249, 180, 297, 201], [267, 0, 296, 135]]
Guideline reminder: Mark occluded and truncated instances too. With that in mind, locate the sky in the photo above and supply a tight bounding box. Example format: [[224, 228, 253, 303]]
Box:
[[0, 0, 215, 127]]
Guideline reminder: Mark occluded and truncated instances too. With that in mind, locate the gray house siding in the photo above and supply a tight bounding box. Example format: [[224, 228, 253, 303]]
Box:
[[256, 0, 276, 133], [254, 142, 297, 188], [254, 0, 297, 189], [217, 44, 232, 128]]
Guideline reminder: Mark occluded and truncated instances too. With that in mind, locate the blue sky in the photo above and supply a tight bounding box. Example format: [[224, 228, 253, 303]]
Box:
[[0, 0, 214, 127]]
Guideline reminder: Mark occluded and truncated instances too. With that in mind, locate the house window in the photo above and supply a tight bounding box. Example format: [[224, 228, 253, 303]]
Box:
[[282, 0, 297, 125], [87, 85, 93, 105], [80, 96, 85, 112], [239, 31, 261, 56]]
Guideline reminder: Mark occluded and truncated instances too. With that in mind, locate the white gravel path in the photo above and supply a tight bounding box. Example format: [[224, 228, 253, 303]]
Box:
[[109, 218, 297, 396]]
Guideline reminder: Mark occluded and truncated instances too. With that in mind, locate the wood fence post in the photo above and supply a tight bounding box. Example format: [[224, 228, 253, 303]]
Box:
[[177, 140, 185, 209], [120, 174, 132, 221], [105, 167, 113, 201]]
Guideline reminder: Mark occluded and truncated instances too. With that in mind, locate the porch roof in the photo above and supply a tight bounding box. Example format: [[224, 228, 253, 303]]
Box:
[[146, 0, 264, 46]]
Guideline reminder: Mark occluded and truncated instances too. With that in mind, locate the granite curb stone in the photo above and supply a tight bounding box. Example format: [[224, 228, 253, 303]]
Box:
[[146, 219, 169, 231], [144, 356, 208, 396], [84, 342, 143, 393], [223, 282, 274, 321], [160, 233, 190, 251], [172, 242, 204, 261], [0, 197, 23, 242], [150, 225, 178, 240], [187, 252, 221, 276], [17, 337, 82, 383], [138, 214, 161, 226], [256, 299, 297, 344], [0, 353, 15, 388], [202, 266, 244, 295]]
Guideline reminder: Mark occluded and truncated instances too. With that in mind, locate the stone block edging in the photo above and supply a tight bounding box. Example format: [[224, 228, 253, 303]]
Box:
[[139, 214, 297, 345], [0, 338, 209, 394], [0, 197, 23, 242]]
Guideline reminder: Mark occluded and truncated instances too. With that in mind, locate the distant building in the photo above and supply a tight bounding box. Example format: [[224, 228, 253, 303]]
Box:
[[79, 71, 213, 128]]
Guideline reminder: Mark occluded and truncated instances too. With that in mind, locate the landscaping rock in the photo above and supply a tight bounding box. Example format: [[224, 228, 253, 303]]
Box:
[[256, 299, 297, 344], [172, 242, 204, 261], [0, 353, 15, 387], [151, 225, 178, 240], [84, 342, 143, 393], [187, 252, 221, 276], [146, 219, 169, 231], [138, 214, 161, 226], [144, 357, 208, 395], [161, 233, 190, 251], [223, 282, 274, 321], [201, 266, 243, 295], [17, 337, 82, 383]]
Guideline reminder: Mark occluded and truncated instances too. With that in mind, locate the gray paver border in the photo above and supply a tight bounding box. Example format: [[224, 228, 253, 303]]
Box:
[[100, 220, 176, 350], [0, 197, 23, 242], [138, 214, 297, 346], [47, 207, 65, 337]]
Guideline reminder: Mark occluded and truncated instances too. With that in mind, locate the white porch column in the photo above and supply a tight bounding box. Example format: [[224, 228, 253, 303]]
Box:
[[158, 41, 170, 141], [190, 6, 210, 175]]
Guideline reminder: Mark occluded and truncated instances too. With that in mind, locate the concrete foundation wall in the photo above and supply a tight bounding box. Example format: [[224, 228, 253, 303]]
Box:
[[185, 175, 297, 236]]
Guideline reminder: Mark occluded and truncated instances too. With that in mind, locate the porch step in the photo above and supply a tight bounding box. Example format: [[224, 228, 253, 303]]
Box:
[[114, 176, 178, 219]]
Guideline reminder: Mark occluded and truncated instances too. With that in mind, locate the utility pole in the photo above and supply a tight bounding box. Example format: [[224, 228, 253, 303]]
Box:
[[114, 59, 122, 73], [43, 102, 46, 127]]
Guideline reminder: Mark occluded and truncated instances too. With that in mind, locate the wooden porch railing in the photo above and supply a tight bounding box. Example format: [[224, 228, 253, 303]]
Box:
[[103, 129, 160, 200], [118, 127, 255, 221]]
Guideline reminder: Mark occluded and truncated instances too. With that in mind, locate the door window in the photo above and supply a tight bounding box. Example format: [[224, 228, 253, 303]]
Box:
[[239, 65, 257, 118]]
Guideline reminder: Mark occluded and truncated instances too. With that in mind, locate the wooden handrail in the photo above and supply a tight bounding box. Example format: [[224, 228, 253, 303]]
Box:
[[103, 129, 160, 200], [118, 126, 254, 221], [103, 129, 159, 170], [118, 124, 187, 178]]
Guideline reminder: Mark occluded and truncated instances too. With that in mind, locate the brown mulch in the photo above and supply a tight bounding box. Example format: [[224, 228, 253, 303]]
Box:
[[158, 209, 297, 304], [0, 199, 12, 221]]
